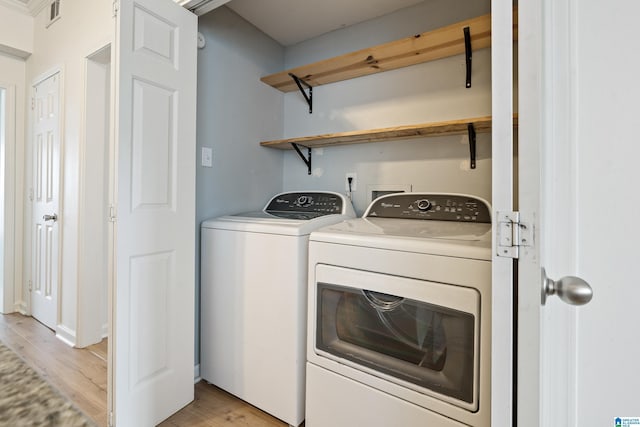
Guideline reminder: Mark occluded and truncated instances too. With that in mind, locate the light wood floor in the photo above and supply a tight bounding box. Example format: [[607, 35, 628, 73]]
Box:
[[0, 313, 288, 427]]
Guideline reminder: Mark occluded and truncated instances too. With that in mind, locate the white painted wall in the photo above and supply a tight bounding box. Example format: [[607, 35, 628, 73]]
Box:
[[25, 0, 113, 345], [0, 2, 33, 58], [196, 6, 284, 363], [0, 52, 27, 314], [282, 0, 493, 214]]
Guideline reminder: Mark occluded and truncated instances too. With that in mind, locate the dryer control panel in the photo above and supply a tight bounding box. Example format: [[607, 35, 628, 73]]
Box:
[[265, 192, 346, 219], [365, 193, 491, 223]]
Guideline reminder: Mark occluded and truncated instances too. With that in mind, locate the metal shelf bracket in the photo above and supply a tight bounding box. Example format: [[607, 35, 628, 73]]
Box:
[[464, 26, 472, 88], [467, 123, 476, 169], [289, 73, 313, 114], [291, 142, 312, 175]]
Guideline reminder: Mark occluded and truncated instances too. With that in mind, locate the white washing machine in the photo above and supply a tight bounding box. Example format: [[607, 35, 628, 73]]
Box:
[[200, 191, 355, 427], [306, 193, 492, 427]]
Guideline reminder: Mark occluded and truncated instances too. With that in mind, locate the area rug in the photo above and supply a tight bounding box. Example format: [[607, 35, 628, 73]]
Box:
[[0, 340, 96, 427]]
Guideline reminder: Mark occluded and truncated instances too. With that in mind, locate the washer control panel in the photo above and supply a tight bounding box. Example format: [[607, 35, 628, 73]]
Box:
[[365, 193, 491, 223], [265, 192, 345, 216]]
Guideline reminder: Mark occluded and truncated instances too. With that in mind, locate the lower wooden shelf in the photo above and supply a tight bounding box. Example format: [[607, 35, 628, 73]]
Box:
[[260, 115, 517, 150]]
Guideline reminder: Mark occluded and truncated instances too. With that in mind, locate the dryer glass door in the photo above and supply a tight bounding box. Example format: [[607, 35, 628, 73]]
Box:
[[313, 265, 480, 410]]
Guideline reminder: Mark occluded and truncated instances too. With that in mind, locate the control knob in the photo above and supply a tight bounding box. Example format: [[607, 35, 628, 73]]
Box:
[[416, 199, 432, 211], [295, 195, 311, 207]]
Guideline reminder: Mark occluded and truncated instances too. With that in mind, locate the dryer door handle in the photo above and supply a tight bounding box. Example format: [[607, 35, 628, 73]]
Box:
[[362, 290, 405, 312]]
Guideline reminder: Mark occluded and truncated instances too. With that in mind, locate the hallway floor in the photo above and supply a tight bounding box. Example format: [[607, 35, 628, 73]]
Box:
[[0, 313, 287, 427]]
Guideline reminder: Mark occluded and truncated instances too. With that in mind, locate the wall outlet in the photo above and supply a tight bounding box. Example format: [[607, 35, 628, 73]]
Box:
[[201, 147, 213, 167], [345, 172, 357, 191]]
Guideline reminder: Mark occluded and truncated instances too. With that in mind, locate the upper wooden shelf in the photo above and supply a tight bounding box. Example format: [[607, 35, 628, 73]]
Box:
[[261, 11, 518, 93], [260, 115, 518, 150]]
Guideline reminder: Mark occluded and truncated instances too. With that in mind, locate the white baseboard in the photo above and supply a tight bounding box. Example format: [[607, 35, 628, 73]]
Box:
[[101, 323, 108, 339], [15, 301, 28, 315], [55, 324, 77, 347], [194, 364, 201, 383]]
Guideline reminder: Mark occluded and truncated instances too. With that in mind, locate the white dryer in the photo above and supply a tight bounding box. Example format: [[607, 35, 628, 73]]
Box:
[[200, 191, 355, 427], [306, 193, 492, 427]]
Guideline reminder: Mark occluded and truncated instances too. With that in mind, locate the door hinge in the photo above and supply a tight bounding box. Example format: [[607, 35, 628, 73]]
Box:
[[108, 411, 114, 427], [31, 97, 35, 110], [108, 205, 117, 223], [28, 280, 32, 292], [112, 0, 119, 17], [496, 211, 533, 259]]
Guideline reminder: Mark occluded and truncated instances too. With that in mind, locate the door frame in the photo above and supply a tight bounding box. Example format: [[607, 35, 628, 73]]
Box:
[[0, 82, 17, 314], [514, 0, 543, 425], [76, 41, 113, 348], [490, 0, 516, 425], [25, 66, 65, 327]]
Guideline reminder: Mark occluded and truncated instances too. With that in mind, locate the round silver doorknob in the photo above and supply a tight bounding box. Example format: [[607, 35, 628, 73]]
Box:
[[43, 213, 58, 222], [541, 268, 593, 306]]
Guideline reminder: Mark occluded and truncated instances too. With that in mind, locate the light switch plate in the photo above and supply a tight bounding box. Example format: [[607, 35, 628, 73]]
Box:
[[201, 147, 213, 167]]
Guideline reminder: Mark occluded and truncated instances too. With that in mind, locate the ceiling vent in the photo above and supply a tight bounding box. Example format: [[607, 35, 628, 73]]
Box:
[[47, 0, 61, 27]]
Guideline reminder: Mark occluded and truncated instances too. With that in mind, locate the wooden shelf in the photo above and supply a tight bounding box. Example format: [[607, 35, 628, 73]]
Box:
[[260, 115, 518, 150], [261, 11, 518, 93]]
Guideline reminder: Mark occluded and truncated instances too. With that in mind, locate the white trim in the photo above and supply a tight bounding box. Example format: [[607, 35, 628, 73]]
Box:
[[22, 84, 33, 318], [27, 0, 47, 16], [490, 1, 514, 426], [0, 45, 32, 60], [0, 83, 17, 314], [56, 323, 77, 347], [194, 364, 200, 383], [516, 1, 545, 426], [0, 0, 29, 14], [179, 0, 231, 16], [31, 66, 63, 88], [0, 0, 48, 17], [76, 42, 112, 348], [15, 301, 28, 314]]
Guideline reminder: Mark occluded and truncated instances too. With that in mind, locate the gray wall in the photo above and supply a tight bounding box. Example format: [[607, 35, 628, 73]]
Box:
[[196, 7, 284, 364]]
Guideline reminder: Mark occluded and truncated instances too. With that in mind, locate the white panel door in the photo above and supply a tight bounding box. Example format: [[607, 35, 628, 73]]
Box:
[[519, 0, 640, 425], [112, 0, 197, 425], [31, 72, 60, 331]]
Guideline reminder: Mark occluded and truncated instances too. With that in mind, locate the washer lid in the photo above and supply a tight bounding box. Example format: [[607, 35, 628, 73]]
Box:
[[201, 211, 354, 236], [201, 191, 356, 235]]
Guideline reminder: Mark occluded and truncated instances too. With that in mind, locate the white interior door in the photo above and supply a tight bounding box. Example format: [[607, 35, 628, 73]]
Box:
[[111, 0, 197, 425], [31, 72, 60, 331], [519, 0, 640, 425]]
